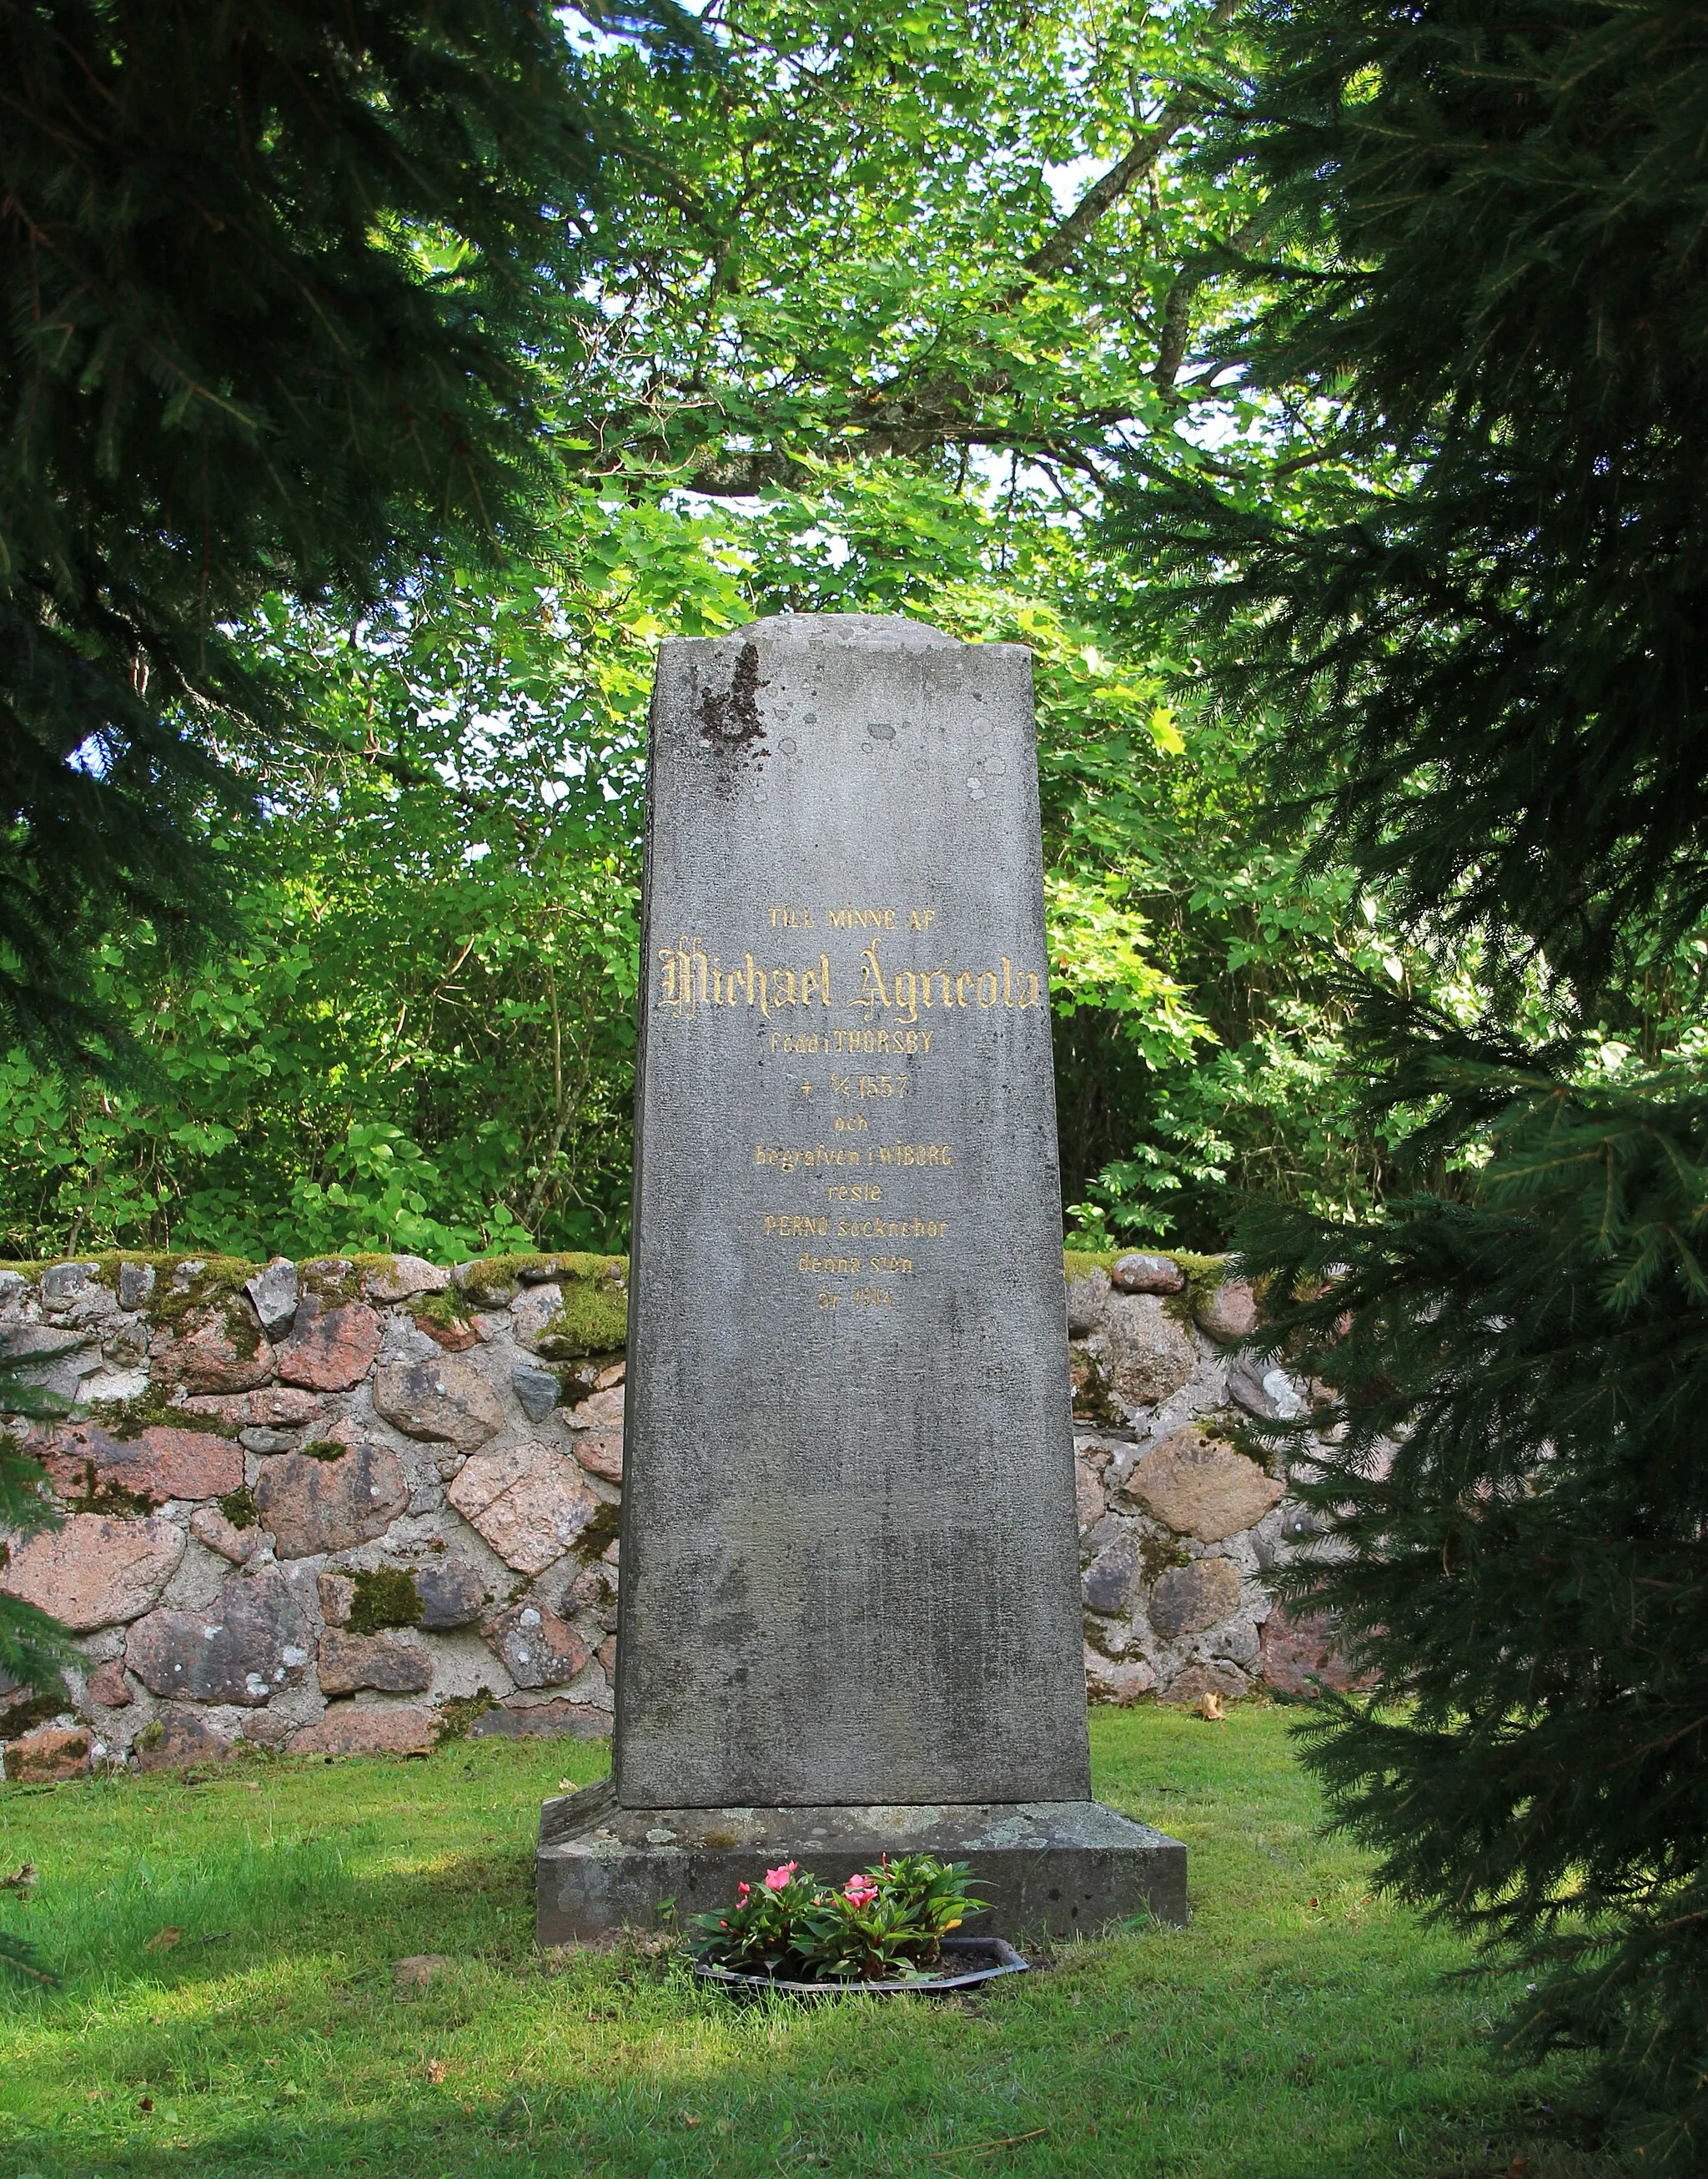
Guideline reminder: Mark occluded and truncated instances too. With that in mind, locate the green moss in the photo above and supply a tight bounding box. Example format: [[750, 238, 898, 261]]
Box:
[[0, 1251, 169, 1289], [299, 1258, 363, 1305], [406, 1289, 471, 1333], [1062, 1246, 1228, 1290], [573, 1500, 622, 1560], [557, 1351, 624, 1402], [532, 1266, 630, 1363], [1138, 1533, 1193, 1583], [221, 1297, 262, 1360], [1214, 1415, 1289, 1479], [0, 1254, 280, 1339], [1058, 1246, 1219, 1290], [432, 1688, 500, 1744], [346, 1568, 424, 1637], [1069, 1347, 1126, 1432], [85, 1387, 237, 1442], [455, 1251, 627, 1320], [141, 1257, 262, 1336], [299, 1439, 346, 1462], [218, 1485, 259, 1530]]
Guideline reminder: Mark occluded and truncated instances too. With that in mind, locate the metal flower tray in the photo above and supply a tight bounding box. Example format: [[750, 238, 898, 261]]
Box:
[[692, 1935, 1029, 1997]]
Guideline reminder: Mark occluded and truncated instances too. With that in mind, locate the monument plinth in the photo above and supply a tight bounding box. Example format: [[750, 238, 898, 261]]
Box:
[[536, 614, 1185, 1940]]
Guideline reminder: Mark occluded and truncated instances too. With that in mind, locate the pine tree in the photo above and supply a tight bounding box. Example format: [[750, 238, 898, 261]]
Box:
[[1121, 4, 1708, 2163], [0, 0, 698, 1069]]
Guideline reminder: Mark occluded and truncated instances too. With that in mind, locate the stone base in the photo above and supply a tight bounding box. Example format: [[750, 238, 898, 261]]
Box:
[[535, 1779, 1187, 1944]]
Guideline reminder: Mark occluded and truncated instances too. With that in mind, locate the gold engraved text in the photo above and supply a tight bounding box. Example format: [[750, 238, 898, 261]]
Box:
[[656, 943, 831, 1016], [754, 1143, 870, 1171], [836, 1217, 947, 1239], [854, 939, 1040, 1021]]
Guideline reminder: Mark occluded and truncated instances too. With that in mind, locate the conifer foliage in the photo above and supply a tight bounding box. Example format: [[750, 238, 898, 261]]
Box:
[[0, 1356, 74, 1702], [1133, 4, 1708, 2162], [1133, 0, 1708, 992], [1243, 1067, 1708, 2166], [0, 0, 692, 1068]]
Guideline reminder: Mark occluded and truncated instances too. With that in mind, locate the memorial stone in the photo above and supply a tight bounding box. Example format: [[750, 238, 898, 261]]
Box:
[[537, 615, 1184, 1939]]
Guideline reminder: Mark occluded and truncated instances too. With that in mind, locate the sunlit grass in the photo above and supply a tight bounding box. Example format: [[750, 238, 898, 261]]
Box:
[[0, 1707, 1625, 2176]]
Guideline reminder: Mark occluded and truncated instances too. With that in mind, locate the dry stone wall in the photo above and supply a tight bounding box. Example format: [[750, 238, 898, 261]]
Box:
[[1064, 1253, 1355, 1711], [0, 1248, 1354, 1779]]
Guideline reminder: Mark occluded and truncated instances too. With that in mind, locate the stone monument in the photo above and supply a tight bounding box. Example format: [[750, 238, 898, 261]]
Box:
[[536, 615, 1185, 1940]]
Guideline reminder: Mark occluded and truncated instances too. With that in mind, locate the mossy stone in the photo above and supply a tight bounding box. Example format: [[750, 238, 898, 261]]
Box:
[[532, 1271, 630, 1362], [347, 1567, 424, 1636], [218, 1484, 259, 1530]]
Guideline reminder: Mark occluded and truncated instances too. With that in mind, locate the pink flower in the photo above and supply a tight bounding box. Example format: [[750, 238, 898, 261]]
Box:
[[736, 1881, 751, 1901], [763, 1860, 798, 1892], [843, 1873, 879, 1909]]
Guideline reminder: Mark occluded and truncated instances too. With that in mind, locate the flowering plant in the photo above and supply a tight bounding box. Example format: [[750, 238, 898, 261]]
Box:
[[687, 1854, 986, 1984]]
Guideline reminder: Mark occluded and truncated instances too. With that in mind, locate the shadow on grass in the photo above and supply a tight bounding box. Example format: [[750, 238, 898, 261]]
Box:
[[3, 2002, 1623, 2179], [2, 1838, 543, 2014]]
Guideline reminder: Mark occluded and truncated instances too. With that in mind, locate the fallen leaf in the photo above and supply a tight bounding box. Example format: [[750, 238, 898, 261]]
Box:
[[238, 1781, 260, 1792], [137, 2096, 154, 2114], [1196, 1692, 1224, 1723], [143, 1927, 182, 1953], [1, 1863, 37, 1896], [426, 2060, 446, 2086], [558, 1779, 575, 1792], [1510, 2161, 1533, 2179], [678, 2112, 701, 2127]]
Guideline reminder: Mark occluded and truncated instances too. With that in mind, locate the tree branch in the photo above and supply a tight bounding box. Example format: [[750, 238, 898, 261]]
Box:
[[1022, 0, 1236, 282]]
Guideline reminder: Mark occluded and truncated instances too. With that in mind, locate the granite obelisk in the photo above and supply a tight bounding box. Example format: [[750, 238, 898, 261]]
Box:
[[536, 615, 1184, 1938]]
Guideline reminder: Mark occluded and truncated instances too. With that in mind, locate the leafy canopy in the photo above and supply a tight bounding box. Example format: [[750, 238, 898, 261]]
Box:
[[0, 0, 1421, 1258]]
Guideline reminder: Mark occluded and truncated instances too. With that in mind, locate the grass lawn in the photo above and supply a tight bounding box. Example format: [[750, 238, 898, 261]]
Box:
[[0, 1705, 1624, 2179]]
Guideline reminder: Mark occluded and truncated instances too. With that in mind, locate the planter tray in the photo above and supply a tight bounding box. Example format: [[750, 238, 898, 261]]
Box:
[[693, 1935, 1028, 1996]]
